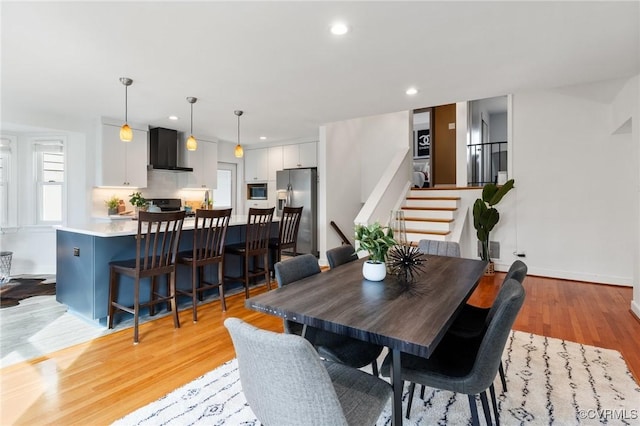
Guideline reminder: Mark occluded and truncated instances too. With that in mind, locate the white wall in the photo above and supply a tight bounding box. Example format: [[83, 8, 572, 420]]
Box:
[[0, 126, 87, 275], [319, 110, 410, 265], [608, 76, 639, 316], [501, 84, 637, 285]]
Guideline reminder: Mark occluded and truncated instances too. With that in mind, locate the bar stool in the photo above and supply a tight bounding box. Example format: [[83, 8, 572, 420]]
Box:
[[108, 210, 186, 344], [224, 207, 274, 300], [268, 206, 303, 275], [177, 208, 232, 319]]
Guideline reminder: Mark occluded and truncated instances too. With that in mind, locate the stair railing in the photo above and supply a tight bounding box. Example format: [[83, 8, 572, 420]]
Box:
[[330, 221, 352, 246]]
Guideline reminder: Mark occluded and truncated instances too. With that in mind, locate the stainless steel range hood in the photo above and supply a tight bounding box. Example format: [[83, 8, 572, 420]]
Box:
[[149, 127, 193, 172]]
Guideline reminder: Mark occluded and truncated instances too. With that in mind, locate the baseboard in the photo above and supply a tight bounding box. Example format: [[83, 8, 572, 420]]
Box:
[[631, 300, 640, 321], [493, 263, 633, 287]]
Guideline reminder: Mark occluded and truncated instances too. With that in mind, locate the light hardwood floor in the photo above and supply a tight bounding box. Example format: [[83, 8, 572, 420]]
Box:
[[1, 273, 639, 425]]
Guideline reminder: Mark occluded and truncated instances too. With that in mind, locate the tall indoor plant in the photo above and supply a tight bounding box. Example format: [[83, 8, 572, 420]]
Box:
[[355, 221, 397, 281], [473, 179, 515, 269]]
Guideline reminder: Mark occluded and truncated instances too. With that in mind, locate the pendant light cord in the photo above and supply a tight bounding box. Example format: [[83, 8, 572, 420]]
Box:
[[190, 103, 193, 134], [124, 84, 128, 123]]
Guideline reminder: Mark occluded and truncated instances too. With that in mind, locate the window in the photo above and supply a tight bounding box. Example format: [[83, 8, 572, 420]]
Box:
[[34, 140, 65, 224], [0, 139, 11, 227], [213, 162, 236, 211]]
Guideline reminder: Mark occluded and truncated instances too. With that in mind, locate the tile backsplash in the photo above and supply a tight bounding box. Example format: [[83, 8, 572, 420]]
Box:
[[92, 170, 209, 217]]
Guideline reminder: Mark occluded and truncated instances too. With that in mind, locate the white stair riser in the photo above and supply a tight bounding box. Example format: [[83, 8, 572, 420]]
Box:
[[405, 199, 459, 209], [401, 209, 456, 220], [409, 190, 465, 198], [406, 232, 447, 242], [404, 220, 453, 232]]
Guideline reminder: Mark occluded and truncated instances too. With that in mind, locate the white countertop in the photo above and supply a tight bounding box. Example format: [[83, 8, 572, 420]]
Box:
[[57, 215, 276, 237]]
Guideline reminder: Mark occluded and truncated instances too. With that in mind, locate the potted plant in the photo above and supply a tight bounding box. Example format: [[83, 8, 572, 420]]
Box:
[[472, 179, 515, 274], [129, 192, 147, 215], [355, 221, 397, 281], [104, 195, 119, 216]]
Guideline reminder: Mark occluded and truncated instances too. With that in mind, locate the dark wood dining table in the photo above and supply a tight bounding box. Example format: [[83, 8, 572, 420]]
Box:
[[246, 254, 488, 425]]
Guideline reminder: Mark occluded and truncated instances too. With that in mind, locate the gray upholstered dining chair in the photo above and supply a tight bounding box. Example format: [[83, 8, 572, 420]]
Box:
[[275, 254, 384, 376], [326, 244, 357, 269], [447, 259, 528, 392], [417, 239, 461, 257], [380, 278, 525, 424], [225, 317, 392, 426]]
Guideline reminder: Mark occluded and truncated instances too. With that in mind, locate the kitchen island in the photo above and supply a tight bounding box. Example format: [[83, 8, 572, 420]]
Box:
[[56, 215, 279, 326]]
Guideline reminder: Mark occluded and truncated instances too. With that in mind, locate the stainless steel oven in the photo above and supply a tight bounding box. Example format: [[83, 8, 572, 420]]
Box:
[[247, 183, 268, 200]]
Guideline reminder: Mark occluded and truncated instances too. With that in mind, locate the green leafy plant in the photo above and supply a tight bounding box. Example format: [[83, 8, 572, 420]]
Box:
[[129, 192, 147, 208], [355, 222, 397, 263], [104, 195, 119, 209], [473, 179, 515, 261]]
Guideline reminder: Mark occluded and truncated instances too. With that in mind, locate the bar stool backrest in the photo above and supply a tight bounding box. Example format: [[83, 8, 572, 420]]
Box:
[[279, 206, 303, 253], [245, 207, 275, 253], [136, 211, 186, 274], [192, 208, 232, 264]]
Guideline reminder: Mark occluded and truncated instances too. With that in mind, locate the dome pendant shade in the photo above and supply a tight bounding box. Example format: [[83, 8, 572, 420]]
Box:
[[234, 143, 244, 158], [234, 110, 244, 158], [120, 123, 133, 142], [186, 97, 198, 151], [186, 135, 197, 151], [119, 77, 133, 142]]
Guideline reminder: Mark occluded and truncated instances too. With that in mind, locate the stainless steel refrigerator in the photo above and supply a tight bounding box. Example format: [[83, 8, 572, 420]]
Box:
[[276, 168, 318, 257]]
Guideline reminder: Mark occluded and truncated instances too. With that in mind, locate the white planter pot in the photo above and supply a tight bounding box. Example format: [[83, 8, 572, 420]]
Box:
[[362, 261, 386, 281]]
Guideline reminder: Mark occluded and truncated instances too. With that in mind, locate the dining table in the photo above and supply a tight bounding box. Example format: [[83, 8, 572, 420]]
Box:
[[246, 254, 488, 425]]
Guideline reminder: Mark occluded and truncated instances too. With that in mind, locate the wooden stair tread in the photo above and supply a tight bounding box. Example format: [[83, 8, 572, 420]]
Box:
[[402, 206, 457, 211], [403, 217, 453, 223]]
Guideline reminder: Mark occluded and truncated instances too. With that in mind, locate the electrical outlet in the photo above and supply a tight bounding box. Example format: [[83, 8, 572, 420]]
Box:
[[73, 247, 80, 257]]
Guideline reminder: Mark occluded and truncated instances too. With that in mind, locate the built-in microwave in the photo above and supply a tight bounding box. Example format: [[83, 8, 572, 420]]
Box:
[[247, 183, 268, 200]]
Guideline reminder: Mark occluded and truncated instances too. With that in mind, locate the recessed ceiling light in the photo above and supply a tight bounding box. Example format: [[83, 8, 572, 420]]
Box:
[[260, 136, 267, 140], [169, 115, 178, 120], [406, 87, 418, 95], [330, 22, 349, 35]]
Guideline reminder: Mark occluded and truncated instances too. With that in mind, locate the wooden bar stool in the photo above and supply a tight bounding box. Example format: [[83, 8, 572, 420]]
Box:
[[177, 208, 232, 319], [224, 207, 274, 303], [107, 211, 186, 344], [268, 206, 303, 275]]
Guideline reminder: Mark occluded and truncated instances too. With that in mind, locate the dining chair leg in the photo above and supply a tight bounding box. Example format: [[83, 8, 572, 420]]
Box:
[[191, 264, 198, 323], [264, 252, 271, 290], [490, 383, 500, 426], [480, 391, 492, 425], [133, 278, 140, 344], [169, 271, 180, 329], [198, 266, 206, 301], [406, 382, 416, 419], [107, 269, 117, 329], [219, 263, 227, 312], [499, 361, 507, 392], [467, 394, 480, 426], [149, 276, 157, 316], [243, 256, 250, 299], [420, 384, 426, 399]]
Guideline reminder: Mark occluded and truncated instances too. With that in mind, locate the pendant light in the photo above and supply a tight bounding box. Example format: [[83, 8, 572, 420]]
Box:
[[234, 110, 244, 158], [119, 77, 133, 142], [186, 97, 198, 151]]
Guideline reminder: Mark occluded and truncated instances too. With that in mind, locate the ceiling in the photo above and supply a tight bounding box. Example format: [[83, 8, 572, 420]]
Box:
[[2, 1, 638, 146]]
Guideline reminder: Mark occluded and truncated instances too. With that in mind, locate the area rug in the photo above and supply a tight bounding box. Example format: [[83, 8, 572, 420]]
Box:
[[113, 331, 640, 425], [0, 278, 56, 308]]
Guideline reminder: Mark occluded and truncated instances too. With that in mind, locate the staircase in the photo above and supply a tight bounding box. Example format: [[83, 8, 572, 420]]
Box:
[[400, 188, 463, 245]]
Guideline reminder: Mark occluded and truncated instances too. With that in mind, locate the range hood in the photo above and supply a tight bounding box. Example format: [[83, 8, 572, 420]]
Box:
[[149, 127, 193, 172]]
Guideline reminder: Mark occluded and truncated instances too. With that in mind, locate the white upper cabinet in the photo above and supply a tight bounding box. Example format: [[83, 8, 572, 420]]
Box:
[[182, 139, 218, 189], [283, 142, 317, 169], [244, 148, 269, 181], [268, 146, 283, 181], [96, 123, 148, 187]]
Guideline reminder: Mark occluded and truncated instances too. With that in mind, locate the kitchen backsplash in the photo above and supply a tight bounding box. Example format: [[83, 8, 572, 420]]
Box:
[[92, 170, 209, 217]]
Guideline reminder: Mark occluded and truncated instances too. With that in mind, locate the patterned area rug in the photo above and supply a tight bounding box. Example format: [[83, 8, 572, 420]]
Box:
[[0, 278, 56, 308], [114, 331, 640, 425]]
